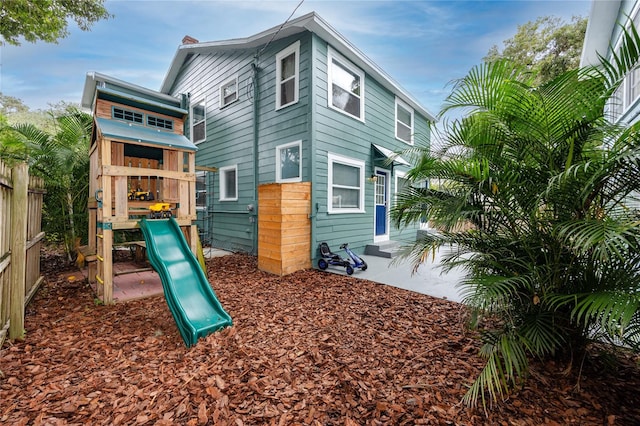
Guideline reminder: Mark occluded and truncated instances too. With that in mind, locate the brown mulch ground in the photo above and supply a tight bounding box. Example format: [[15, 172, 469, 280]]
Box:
[[2, 252, 640, 425]]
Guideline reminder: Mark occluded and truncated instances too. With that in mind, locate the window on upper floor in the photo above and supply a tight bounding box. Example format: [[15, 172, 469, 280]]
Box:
[[219, 165, 238, 201], [608, 7, 640, 122], [276, 140, 302, 183], [147, 115, 173, 131], [395, 98, 414, 144], [327, 153, 365, 214], [327, 47, 365, 121], [276, 41, 300, 110], [190, 99, 206, 144], [113, 107, 143, 124], [220, 77, 238, 108]]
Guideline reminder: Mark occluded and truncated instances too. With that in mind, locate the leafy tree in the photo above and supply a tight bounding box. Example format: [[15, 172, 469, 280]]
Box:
[[0, 93, 66, 132], [0, 93, 29, 115], [485, 16, 587, 85], [392, 27, 640, 406], [0, 0, 111, 45]]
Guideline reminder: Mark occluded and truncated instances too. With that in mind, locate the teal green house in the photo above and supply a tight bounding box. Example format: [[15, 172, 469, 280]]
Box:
[[159, 12, 434, 262]]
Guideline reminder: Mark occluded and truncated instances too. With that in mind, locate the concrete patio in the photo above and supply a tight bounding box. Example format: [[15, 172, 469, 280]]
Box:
[[318, 247, 466, 303]]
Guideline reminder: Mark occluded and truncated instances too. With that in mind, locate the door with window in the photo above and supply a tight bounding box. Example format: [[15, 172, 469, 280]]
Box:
[[374, 168, 389, 240]]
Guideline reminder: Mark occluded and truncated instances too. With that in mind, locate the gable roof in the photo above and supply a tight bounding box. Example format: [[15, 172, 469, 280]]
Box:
[[160, 11, 436, 122], [580, 0, 623, 67]]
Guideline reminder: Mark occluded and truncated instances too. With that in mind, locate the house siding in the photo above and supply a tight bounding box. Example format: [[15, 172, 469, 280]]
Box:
[[310, 35, 429, 257], [167, 29, 430, 258], [169, 48, 257, 252], [255, 34, 312, 184]]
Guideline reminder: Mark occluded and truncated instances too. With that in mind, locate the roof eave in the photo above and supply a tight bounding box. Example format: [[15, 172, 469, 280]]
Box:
[[160, 12, 436, 122], [83, 72, 183, 110]]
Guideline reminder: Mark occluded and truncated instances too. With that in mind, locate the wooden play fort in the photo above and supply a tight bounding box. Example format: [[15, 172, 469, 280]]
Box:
[[82, 73, 199, 304]]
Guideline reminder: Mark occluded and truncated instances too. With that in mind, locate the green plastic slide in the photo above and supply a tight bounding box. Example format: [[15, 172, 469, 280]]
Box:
[[139, 217, 232, 347]]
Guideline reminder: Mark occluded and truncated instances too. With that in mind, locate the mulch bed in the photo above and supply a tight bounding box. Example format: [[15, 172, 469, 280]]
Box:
[[1, 252, 639, 425]]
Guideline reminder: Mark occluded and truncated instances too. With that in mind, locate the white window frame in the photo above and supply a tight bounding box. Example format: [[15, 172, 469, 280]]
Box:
[[195, 171, 208, 211], [327, 152, 365, 214], [275, 41, 300, 110], [395, 97, 414, 145], [219, 76, 238, 109], [219, 165, 238, 201], [608, 3, 640, 122], [327, 47, 365, 122], [275, 140, 302, 183], [394, 170, 408, 206], [190, 98, 206, 144]]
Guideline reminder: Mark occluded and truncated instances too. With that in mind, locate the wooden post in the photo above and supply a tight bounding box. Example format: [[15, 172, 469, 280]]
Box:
[[9, 163, 28, 339]]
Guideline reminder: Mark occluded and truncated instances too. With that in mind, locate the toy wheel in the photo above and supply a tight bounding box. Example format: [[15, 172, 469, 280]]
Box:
[[318, 259, 328, 270], [140, 194, 147, 201], [361, 262, 368, 271], [166, 211, 172, 218], [346, 265, 354, 275]]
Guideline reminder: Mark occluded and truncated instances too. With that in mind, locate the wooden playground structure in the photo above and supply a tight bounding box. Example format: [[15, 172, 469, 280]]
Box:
[[82, 73, 199, 304]]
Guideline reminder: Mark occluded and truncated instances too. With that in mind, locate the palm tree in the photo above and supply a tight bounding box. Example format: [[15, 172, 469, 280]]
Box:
[[8, 108, 92, 259], [392, 28, 640, 406]]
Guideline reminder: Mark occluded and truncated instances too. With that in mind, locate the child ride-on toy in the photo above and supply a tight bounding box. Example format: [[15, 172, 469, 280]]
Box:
[[318, 242, 367, 275]]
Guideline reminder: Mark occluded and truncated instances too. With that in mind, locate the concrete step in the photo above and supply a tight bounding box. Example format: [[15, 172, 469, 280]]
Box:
[[364, 241, 401, 258]]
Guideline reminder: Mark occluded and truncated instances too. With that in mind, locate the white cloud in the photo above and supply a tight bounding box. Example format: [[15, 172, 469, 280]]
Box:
[[1, 0, 590, 111]]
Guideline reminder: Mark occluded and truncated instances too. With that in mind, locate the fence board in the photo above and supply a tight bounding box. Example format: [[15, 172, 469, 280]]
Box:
[[0, 161, 44, 347]]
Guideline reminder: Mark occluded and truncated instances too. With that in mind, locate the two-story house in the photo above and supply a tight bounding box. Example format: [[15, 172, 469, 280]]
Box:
[[581, 0, 640, 211], [159, 11, 434, 269]]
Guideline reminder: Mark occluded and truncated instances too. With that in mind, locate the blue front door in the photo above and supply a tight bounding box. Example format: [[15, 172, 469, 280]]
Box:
[[375, 170, 388, 236]]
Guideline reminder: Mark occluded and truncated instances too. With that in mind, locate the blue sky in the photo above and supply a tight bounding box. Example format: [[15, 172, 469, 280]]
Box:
[[0, 0, 590, 115]]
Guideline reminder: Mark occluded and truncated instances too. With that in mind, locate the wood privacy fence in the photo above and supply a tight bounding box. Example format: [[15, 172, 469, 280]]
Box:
[[0, 161, 45, 347]]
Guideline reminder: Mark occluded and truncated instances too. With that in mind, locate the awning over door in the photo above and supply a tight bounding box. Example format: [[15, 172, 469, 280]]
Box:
[[372, 144, 410, 166]]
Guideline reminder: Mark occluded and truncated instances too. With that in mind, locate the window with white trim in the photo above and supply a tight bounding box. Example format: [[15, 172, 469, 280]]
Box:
[[628, 11, 640, 107], [220, 77, 238, 108], [190, 99, 206, 144], [276, 141, 302, 183], [608, 6, 640, 122], [328, 153, 365, 213], [276, 41, 299, 109], [219, 165, 237, 201], [395, 98, 414, 144], [327, 48, 365, 121], [394, 171, 409, 205], [196, 171, 208, 210]]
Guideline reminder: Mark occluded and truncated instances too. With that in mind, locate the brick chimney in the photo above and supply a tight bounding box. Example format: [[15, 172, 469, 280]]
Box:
[[182, 35, 199, 45]]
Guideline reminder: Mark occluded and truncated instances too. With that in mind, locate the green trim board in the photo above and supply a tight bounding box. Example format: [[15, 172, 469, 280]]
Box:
[[97, 87, 187, 118], [95, 117, 197, 151]]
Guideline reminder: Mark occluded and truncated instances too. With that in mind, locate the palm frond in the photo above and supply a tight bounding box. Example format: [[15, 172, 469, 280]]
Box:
[[462, 332, 529, 407]]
